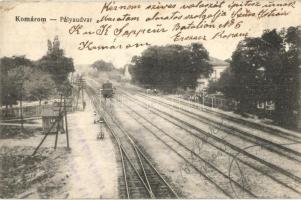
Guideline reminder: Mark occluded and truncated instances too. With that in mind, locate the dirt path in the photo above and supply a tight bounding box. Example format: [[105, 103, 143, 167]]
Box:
[[66, 97, 118, 198], [0, 95, 119, 198]]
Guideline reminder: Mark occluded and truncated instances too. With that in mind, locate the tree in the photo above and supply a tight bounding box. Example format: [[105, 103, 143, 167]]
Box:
[[23, 68, 56, 105], [37, 36, 75, 88], [272, 27, 301, 126], [129, 43, 212, 92], [221, 37, 281, 113], [213, 27, 300, 127], [91, 60, 114, 71], [0, 56, 33, 116]]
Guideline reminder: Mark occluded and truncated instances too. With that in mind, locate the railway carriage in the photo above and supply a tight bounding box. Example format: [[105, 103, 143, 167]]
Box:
[[101, 80, 114, 99]]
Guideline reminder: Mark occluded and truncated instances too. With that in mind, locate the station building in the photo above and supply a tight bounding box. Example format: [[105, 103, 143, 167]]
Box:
[[195, 57, 230, 93]]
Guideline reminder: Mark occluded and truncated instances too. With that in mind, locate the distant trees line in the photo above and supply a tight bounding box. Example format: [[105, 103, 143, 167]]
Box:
[[128, 43, 212, 92], [0, 37, 75, 115], [89, 59, 124, 83], [90, 59, 125, 74], [91, 60, 115, 71]]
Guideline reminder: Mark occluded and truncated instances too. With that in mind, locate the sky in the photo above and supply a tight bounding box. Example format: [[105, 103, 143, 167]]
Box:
[[1, 0, 301, 69]]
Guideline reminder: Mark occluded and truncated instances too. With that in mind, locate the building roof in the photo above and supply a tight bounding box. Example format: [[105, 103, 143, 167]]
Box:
[[208, 57, 230, 66]]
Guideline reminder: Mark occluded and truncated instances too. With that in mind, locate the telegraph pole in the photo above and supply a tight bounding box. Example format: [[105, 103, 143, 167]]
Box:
[[297, 65, 301, 130], [54, 94, 63, 149], [75, 76, 86, 110], [20, 65, 25, 133], [64, 96, 70, 149], [79, 76, 86, 109]]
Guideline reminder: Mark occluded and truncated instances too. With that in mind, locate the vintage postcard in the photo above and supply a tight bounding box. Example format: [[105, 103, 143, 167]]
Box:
[[0, 0, 301, 198]]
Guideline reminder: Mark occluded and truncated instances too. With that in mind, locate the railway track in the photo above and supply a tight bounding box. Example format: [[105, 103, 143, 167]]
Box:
[[134, 92, 301, 163], [166, 95, 301, 142], [86, 85, 179, 199], [121, 89, 301, 168], [117, 90, 301, 197], [127, 86, 301, 143], [113, 97, 256, 198]]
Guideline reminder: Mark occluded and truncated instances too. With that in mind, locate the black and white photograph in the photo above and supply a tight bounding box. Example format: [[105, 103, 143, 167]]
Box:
[[0, 0, 301, 198]]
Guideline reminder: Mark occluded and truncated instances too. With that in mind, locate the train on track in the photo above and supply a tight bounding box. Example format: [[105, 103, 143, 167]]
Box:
[[100, 80, 114, 99]]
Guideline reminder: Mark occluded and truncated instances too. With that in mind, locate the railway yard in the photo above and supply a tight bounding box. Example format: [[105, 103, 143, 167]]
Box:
[[83, 78, 301, 198], [1, 77, 301, 198]]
